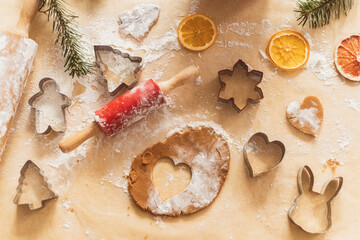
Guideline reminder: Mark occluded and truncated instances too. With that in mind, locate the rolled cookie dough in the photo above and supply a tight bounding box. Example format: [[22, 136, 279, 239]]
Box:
[[128, 126, 230, 216]]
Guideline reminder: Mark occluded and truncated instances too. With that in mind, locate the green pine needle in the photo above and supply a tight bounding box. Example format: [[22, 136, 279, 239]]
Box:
[[40, 0, 92, 77], [295, 0, 354, 28]]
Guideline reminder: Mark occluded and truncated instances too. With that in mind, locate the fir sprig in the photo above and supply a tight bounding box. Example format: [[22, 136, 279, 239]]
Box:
[[295, 0, 354, 28], [40, 0, 92, 77]]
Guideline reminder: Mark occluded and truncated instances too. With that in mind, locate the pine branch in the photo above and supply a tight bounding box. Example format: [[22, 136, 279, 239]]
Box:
[[295, 0, 354, 28], [40, 0, 92, 77]]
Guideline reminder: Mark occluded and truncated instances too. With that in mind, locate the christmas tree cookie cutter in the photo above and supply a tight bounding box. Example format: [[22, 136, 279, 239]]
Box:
[[243, 132, 285, 177], [288, 165, 343, 234], [218, 60, 264, 112], [94, 45, 142, 96], [28, 78, 71, 134], [13, 160, 57, 210]]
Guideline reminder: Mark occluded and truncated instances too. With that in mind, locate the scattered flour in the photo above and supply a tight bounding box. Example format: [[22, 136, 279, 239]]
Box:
[[189, 0, 200, 14], [154, 216, 166, 228], [101, 170, 129, 193], [63, 200, 73, 211], [195, 75, 203, 85], [118, 4, 160, 41], [258, 50, 269, 61], [345, 99, 360, 112], [142, 27, 181, 65], [219, 22, 257, 37], [63, 222, 70, 229], [304, 32, 338, 82]]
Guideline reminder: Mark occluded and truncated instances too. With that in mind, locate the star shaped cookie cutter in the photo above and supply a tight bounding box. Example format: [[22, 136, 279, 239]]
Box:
[[218, 60, 264, 112]]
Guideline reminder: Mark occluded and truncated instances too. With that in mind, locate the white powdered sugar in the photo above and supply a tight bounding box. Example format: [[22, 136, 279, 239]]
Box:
[[287, 101, 320, 132], [118, 4, 160, 41]]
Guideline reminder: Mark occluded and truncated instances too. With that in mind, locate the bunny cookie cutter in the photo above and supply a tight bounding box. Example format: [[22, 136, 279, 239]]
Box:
[[288, 165, 343, 234]]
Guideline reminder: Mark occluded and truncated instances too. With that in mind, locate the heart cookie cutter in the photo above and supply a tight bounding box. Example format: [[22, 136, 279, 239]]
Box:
[[243, 132, 285, 177], [13, 160, 57, 210], [28, 78, 71, 134], [288, 165, 343, 234], [94, 45, 142, 96], [218, 59, 264, 112]]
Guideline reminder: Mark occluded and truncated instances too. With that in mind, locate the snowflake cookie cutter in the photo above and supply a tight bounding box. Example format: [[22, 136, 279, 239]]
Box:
[[243, 132, 285, 178], [94, 45, 142, 96], [288, 165, 343, 234], [13, 160, 57, 210], [218, 59, 264, 112], [28, 78, 71, 134]]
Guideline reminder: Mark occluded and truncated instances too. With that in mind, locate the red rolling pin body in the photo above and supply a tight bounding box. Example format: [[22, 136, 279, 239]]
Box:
[[95, 79, 166, 136]]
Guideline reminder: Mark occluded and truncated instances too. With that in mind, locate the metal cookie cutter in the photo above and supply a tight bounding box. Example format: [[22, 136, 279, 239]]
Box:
[[94, 45, 142, 96], [243, 132, 285, 177], [288, 165, 343, 234], [13, 160, 57, 210], [28, 78, 71, 134], [218, 59, 264, 113]]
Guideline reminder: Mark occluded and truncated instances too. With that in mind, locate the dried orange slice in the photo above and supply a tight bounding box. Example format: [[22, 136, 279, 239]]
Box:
[[177, 14, 217, 51], [266, 30, 310, 71], [335, 34, 360, 81]]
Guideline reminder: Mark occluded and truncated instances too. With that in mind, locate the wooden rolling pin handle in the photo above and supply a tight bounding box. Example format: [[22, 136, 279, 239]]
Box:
[[15, 0, 41, 38], [158, 65, 200, 95], [59, 121, 101, 153]]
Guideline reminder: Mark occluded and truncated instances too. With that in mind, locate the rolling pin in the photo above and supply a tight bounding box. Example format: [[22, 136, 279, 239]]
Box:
[[59, 66, 200, 153], [0, 0, 40, 158]]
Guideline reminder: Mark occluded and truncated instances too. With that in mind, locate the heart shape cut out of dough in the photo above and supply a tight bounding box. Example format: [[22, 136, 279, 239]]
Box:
[[243, 133, 285, 177], [286, 96, 324, 137], [128, 126, 230, 216], [152, 158, 191, 202]]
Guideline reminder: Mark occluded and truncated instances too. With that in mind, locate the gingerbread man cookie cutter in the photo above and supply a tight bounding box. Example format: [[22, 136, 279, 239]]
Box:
[[28, 78, 71, 134]]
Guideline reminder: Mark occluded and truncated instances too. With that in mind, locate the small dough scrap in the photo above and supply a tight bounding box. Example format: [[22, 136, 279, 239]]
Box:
[[286, 96, 324, 136], [118, 4, 160, 41], [128, 126, 230, 216]]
